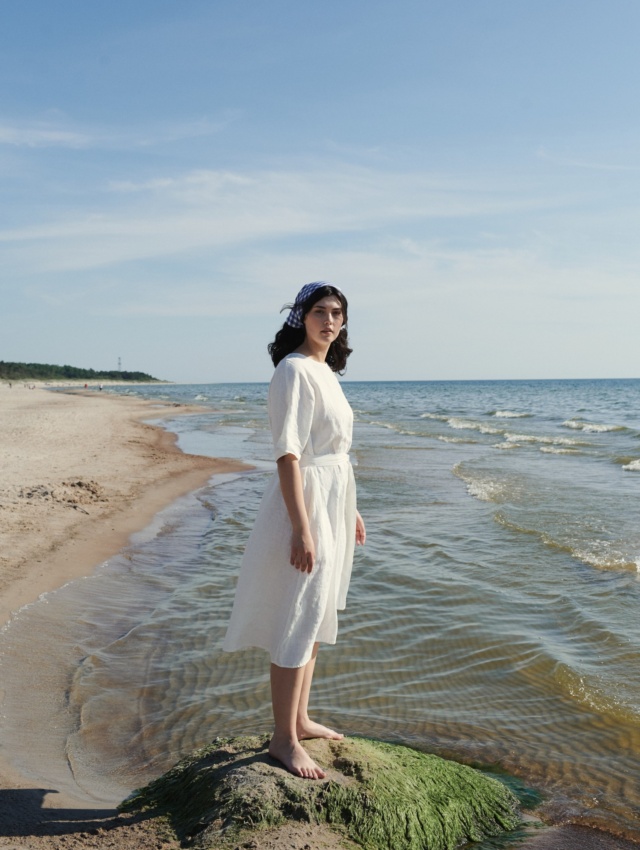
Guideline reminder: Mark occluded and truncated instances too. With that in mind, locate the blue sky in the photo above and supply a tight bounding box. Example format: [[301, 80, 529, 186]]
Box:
[[1, 1, 638, 382]]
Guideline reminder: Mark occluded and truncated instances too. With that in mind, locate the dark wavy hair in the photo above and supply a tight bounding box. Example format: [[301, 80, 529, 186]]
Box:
[[268, 284, 352, 374]]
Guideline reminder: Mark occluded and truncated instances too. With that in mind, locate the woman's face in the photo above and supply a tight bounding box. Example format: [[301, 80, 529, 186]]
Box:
[[303, 295, 344, 348]]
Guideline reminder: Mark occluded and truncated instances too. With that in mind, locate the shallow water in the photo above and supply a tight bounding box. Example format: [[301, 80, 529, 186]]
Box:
[[1, 379, 639, 839]]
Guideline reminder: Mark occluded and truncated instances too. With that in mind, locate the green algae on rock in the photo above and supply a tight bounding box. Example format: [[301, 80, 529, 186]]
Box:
[[120, 735, 521, 850]]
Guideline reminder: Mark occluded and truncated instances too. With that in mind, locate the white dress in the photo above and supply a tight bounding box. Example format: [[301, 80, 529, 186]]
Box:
[[223, 353, 357, 668]]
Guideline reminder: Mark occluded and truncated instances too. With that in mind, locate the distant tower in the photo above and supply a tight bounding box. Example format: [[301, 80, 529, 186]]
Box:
[[118, 357, 122, 372]]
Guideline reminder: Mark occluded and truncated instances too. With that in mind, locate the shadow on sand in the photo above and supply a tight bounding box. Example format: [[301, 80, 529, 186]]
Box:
[[0, 788, 140, 839]]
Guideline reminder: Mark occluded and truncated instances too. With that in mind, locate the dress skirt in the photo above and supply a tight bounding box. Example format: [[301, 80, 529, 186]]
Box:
[[223, 453, 356, 668]]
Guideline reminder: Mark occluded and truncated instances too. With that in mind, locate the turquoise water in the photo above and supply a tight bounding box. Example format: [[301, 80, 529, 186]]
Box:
[[1, 379, 639, 840]]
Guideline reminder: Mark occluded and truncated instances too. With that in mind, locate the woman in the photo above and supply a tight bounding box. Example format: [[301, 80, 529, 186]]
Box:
[[223, 281, 366, 780]]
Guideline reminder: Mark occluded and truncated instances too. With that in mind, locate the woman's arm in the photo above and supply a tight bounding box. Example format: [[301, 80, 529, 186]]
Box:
[[277, 453, 315, 573], [356, 510, 366, 546]]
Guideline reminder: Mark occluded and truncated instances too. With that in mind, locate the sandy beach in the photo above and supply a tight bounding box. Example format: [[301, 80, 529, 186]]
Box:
[[0, 385, 245, 849]]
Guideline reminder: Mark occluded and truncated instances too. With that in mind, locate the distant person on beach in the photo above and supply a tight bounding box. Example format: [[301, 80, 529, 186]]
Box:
[[223, 282, 366, 779]]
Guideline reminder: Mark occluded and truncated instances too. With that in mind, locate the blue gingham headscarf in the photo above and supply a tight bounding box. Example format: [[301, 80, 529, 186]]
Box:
[[284, 281, 342, 328]]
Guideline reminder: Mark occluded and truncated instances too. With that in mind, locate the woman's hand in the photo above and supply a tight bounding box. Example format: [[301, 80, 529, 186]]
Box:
[[356, 510, 366, 546], [290, 527, 315, 573], [277, 454, 315, 573]]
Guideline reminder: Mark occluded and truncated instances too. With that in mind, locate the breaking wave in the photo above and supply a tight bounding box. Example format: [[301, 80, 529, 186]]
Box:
[[492, 410, 530, 418], [447, 418, 503, 435], [562, 419, 625, 433]]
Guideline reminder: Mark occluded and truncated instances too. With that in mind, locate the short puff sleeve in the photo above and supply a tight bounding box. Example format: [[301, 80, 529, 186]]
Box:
[[268, 359, 315, 461]]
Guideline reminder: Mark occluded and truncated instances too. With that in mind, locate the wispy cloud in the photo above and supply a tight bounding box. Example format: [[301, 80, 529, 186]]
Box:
[[0, 165, 558, 276], [0, 114, 238, 150], [0, 124, 92, 149]]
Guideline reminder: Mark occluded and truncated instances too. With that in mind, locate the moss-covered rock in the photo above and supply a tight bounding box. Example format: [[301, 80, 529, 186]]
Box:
[[120, 735, 521, 849]]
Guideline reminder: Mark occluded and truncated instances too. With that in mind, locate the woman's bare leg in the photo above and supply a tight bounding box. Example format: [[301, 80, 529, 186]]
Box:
[[296, 643, 343, 741], [269, 661, 326, 779]]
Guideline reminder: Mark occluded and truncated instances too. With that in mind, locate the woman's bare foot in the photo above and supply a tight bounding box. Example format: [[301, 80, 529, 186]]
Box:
[[268, 735, 326, 779], [297, 718, 344, 741]]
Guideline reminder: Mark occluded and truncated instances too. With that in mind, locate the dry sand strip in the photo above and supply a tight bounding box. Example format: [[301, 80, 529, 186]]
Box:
[[0, 385, 250, 847]]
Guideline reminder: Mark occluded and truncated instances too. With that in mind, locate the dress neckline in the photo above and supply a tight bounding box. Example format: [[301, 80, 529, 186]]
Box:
[[287, 353, 329, 368]]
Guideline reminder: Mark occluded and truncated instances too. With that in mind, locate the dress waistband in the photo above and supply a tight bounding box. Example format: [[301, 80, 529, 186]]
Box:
[[299, 452, 351, 468]]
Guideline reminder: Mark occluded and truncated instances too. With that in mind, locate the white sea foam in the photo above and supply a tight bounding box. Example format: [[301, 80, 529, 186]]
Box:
[[420, 412, 448, 421], [438, 435, 477, 444], [368, 419, 420, 437], [493, 410, 529, 418], [447, 418, 502, 435], [453, 463, 512, 502], [504, 432, 584, 447], [492, 442, 519, 450], [572, 545, 638, 572], [194, 394, 208, 401], [369, 419, 397, 431], [562, 419, 624, 433], [465, 479, 506, 501], [623, 459, 640, 472], [557, 665, 640, 725], [540, 446, 579, 455]]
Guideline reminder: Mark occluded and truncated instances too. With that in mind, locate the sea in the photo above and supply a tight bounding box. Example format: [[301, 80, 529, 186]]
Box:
[[1, 378, 639, 843]]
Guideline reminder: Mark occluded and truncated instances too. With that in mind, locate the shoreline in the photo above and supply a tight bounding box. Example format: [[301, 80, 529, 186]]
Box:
[[1, 387, 637, 850], [0, 386, 250, 841]]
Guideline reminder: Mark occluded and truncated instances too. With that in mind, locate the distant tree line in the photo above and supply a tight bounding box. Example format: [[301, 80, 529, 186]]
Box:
[[0, 361, 160, 382]]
